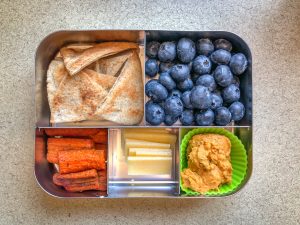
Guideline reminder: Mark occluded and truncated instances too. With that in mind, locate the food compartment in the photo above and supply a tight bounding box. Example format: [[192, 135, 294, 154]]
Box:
[[179, 127, 252, 197], [144, 30, 252, 127], [34, 128, 108, 198], [35, 30, 145, 127], [108, 128, 180, 197]]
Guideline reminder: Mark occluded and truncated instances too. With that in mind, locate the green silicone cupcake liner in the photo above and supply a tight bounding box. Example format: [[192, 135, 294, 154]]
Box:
[[180, 128, 248, 196]]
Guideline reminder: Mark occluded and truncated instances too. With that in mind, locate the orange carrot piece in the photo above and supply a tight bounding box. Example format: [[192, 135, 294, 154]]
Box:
[[47, 138, 95, 163], [58, 149, 106, 174], [90, 130, 108, 143], [95, 144, 106, 151], [53, 169, 98, 185], [64, 182, 102, 192], [53, 169, 106, 192], [45, 128, 102, 137]]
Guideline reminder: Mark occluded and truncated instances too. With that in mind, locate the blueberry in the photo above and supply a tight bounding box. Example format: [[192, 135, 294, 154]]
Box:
[[213, 65, 233, 87], [210, 93, 223, 110], [195, 109, 215, 126], [212, 89, 222, 97], [159, 62, 175, 73], [188, 61, 193, 72], [145, 79, 159, 88], [192, 55, 212, 75], [146, 102, 165, 125], [164, 114, 178, 126], [232, 76, 240, 86], [191, 73, 200, 83], [195, 74, 216, 92], [214, 39, 232, 52], [169, 89, 182, 99], [146, 41, 160, 59], [159, 72, 176, 91], [158, 41, 176, 62], [180, 109, 194, 125], [177, 78, 194, 92], [228, 101, 245, 121], [229, 53, 248, 75], [210, 49, 231, 65], [181, 91, 193, 109], [145, 59, 159, 77], [145, 79, 168, 102], [196, 38, 214, 56], [170, 64, 190, 82], [164, 96, 184, 117], [190, 85, 212, 109], [177, 38, 196, 63], [222, 84, 240, 103], [215, 107, 232, 126]]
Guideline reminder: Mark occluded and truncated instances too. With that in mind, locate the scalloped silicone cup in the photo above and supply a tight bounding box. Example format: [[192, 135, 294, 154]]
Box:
[[180, 128, 248, 196]]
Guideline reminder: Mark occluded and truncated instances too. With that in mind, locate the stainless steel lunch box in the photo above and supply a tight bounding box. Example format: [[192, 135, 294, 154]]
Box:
[[34, 30, 252, 198]]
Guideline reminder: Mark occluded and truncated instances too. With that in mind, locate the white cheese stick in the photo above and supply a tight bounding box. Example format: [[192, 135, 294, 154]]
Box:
[[128, 156, 172, 175], [129, 148, 172, 157], [125, 139, 171, 149]]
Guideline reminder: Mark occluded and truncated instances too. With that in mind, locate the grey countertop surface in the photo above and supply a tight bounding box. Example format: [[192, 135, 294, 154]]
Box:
[[0, 0, 300, 224]]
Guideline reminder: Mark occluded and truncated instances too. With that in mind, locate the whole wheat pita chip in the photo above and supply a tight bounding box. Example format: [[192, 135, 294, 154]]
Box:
[[60, 42, 139, 76], [50, 70, 109, 123], [83, 69, 117, 91], [47, 59, 69, 107], [95, 50, 144, 125], [55, 44, 95, 59], [95, 50, 132, 76]]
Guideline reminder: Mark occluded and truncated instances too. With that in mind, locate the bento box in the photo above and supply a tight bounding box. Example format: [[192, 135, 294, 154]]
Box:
[[34, 30, 252, 198]]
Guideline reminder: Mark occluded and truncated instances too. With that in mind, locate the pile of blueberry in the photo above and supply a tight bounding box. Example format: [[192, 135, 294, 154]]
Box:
[[145, 37, 248, 126]]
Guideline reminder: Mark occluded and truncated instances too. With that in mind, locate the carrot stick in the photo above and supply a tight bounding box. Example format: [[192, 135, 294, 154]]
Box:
[[53, 169, 98, 184], [95, 144, 106, 151], [45, 128, 103, 137], [64, 182, 102, 192], [47, 138, 95, 164], [90, 130, 108, 143], [58, 150, 106, 174], [53, 169, 106, 192]]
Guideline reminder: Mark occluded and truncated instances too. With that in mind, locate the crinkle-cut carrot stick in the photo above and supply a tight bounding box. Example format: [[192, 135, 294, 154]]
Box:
[[47, 138, 95, 147], [95, 144, 106, 151], [47, 138, 95, 164], [53, 169, 106, 192], [90, 130, 108, 143], [64, 181, 103, 192], [58, 150, 106, 174], [45, 128, 102, 137], [98, 170, 107, 177], [53, 169, 98, 185]]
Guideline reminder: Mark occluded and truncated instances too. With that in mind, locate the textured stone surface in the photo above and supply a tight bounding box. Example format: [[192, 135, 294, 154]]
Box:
[[0, 0, 300, 224]]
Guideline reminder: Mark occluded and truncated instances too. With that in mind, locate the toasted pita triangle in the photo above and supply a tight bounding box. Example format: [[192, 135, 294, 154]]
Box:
[[95, 50, 144, 125], [55, 44, 95, 58], [47, 59, 69, 107], [95, 50, 132, 76], [50, 70, 108, 123], [60, 42, 139, 76], [83, 69, 117, 91]]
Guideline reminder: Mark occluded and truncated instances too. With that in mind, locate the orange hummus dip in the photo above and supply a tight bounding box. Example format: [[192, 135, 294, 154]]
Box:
[[181, 134, 232, 193]]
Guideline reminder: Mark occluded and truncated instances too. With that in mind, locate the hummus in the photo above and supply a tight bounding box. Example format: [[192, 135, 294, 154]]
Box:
[[181, 133, 232, 193]]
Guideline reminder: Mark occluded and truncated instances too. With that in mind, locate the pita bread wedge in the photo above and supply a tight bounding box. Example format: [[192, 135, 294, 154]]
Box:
[[83, 69, 117, 91], [55, 44, 95, 58], [49, 70, 109, 123], [47, 59, 69, 107], [95, 50, 144, 125], [60, 42, 139, 76], [95, 50, 132, 76]]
